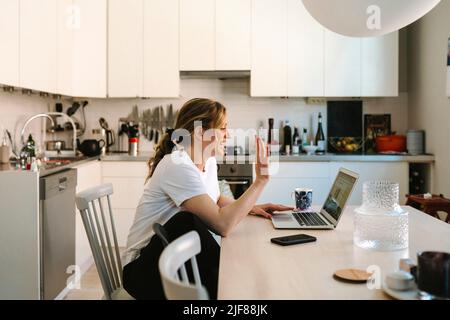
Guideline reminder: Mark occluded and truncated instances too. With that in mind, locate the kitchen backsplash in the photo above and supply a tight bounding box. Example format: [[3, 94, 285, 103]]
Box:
[[0, 79, 408, 152]]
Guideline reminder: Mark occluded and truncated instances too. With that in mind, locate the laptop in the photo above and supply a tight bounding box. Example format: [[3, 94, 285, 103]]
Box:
[[271, 168, 359, 229]]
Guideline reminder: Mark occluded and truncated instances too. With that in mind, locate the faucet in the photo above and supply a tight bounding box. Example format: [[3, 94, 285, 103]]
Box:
[[20, 112, 77, 157]]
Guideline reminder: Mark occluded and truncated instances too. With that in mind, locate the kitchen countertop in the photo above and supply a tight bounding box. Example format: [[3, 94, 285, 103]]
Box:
[[0, 152, 434, 175], [270, 153, 435, 163], [101, 151, 154, 162], [101, 152, 435, 163], [0, 155, 100, 177]]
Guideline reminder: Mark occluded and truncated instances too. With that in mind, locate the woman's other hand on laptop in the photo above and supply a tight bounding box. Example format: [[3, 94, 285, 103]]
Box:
[[250, 203, 294, 219]]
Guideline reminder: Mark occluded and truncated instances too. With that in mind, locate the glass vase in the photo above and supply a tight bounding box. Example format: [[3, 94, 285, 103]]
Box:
[[354, 181, 408, 251]]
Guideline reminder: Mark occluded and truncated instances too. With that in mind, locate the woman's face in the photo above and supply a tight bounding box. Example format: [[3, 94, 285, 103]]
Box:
[[201, 116, 229, 158]]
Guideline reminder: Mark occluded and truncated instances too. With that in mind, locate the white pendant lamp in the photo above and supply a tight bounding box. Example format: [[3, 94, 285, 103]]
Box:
[[302, 0, 441, 37]]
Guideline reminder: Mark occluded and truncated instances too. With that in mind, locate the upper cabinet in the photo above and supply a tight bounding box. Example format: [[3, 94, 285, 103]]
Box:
[[324, 30, 361, 97], [287, 0, 324, 97], [71, 0, 107, 98], [180, 0, 251, 72], [108, 0, 143, 97], [0, 0, 20, 87], [215, 0, 251, 71], [2, 0, 398, 98], [57, 0, 75, 96], [20, 0, 57, 93], [361, 32, 399, 97], [251, 0, 287, 97], [143, 0, 180, 98], [180, 0, 215, 71]]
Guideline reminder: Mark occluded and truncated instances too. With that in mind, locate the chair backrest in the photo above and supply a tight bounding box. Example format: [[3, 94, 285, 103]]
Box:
[[158, 231, 209, 300], [153, 223, 170, 247], [75, 183, 123, 300]]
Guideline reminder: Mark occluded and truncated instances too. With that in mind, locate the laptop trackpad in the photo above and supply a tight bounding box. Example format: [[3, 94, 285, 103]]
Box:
[[272, 213, 297, 227]]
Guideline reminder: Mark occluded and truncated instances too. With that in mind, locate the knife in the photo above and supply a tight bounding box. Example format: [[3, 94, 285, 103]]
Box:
[[154, 107, 159, 144], [149, 108, 155, 141], [167, 103, 174, 129], [160, 105, 166, 135]]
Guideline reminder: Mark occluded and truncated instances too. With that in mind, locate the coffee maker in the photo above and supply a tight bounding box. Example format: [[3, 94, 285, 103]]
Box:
[[118, 121, 140, 155], [91, 118, 115, 155]]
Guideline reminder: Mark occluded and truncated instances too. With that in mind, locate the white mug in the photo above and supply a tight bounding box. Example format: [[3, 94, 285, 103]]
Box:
[[292, 188, 313, 211]]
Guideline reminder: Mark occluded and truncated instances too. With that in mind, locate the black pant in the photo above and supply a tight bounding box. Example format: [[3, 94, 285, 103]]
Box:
[[123, 211, 220, 300]]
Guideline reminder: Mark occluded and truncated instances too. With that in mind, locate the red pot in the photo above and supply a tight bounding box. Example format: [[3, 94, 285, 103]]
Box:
[[376, 135, 407, 153]]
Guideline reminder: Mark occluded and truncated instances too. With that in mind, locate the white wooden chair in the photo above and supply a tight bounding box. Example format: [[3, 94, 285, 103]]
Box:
[[75, 183, 134, 300], [158, 231, 209, 300]]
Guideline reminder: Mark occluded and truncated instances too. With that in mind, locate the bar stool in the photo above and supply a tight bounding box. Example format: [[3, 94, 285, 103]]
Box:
[[405, 194, 450, 223]]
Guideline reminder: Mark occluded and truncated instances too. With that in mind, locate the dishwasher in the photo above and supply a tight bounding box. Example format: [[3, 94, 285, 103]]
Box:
[[39, 169, 77, 300]]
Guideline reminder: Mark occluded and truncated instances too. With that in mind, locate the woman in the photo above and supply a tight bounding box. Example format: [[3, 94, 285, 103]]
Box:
[[122, 98, 292, 299]]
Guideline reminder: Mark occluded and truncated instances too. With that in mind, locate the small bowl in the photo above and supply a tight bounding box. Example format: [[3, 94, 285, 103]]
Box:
[[329, 137, 363, 153], [303, 145, 319, 155], [385, 270, 415, 291], [269, 144, 280, 154]]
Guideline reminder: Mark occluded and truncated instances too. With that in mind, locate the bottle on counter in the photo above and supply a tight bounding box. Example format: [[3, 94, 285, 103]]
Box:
[[292, 127, 300, 154], [301, 128, 309, 152], [20, 134, 36, 170], [268, 118, 274, 145], [282, 120, 292, 155], [315, 112, 326, 155]]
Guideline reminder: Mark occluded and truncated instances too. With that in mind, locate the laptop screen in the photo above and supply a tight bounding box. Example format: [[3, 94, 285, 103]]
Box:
[[322, 171, 357, 221]]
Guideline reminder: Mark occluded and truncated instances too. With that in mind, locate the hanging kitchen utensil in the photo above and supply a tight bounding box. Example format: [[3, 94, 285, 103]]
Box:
[[167, 103, 174, 129], [141, 110, 148, 139], [149, 108, 155, 141], [154, 107, 160, 144], [159, 105, 164, 143]]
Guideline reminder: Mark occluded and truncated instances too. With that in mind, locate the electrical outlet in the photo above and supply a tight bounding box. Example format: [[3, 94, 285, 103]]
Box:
[[306, 97, 326, 105]]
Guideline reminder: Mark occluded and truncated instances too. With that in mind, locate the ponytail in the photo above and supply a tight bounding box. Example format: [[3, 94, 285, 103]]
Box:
[[146, 129, 176, 182]]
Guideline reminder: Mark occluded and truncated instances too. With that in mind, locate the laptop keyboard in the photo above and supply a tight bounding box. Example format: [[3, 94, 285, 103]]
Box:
[[293, 211, 328, 226]]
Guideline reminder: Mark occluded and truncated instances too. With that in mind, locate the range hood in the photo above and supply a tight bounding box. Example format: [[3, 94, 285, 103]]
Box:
[[180, 70, 250, 80]]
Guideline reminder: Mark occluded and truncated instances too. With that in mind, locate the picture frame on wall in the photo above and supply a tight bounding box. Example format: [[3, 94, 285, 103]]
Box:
[[364, 114, 391, 154]]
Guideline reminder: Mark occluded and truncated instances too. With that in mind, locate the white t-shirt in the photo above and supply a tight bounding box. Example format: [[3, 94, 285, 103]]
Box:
[[123, 150, 220, 266]]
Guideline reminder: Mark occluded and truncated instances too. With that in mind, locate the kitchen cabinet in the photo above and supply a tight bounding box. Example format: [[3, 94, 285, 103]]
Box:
[[256, 161, 409, 207], [180, 0, 215, 71], [251, 0, 287, 97], [0, 0, 19, 87], [108, 0, 143, 97], [257, 162, 331, 205], [143, 0, 180, 97], [74, 160, 102, 274], [102, 161, 147, 246], [287, 0, 324, 97], [71, 0, 107, 98], [57, 0, 75, 96], [324, 30, 361, 97], [329, 162, 408, 206], [215, 0, 251, 71], [362, 32, 399, 97], [20, 0, 57, 93]]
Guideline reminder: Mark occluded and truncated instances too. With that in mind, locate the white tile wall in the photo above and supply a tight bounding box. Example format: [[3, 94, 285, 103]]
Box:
[[0, 79, 408, 152], [0, 90, 52, 154]]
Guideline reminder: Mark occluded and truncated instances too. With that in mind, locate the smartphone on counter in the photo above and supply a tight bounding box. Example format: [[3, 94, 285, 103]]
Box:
[[271, 234, 317, 246]]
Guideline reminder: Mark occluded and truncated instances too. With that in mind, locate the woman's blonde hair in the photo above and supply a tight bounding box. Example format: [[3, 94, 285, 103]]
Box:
[[146, 98, 226, 181]]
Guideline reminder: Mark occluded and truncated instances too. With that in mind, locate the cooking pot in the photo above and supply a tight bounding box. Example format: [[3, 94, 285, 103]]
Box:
[[78, 139, 105, 157], [376, 135, 407, 153], [46, 140, 66, 152]]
